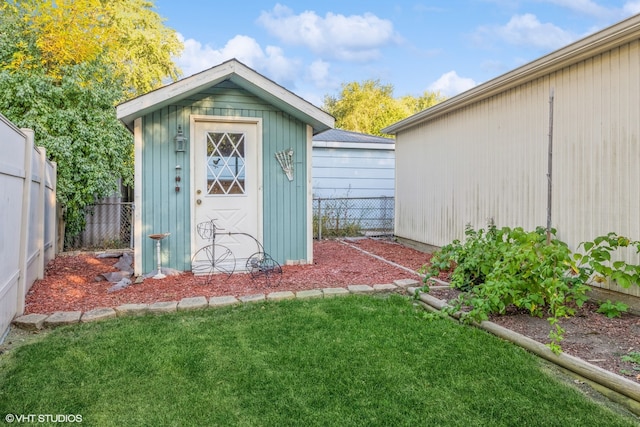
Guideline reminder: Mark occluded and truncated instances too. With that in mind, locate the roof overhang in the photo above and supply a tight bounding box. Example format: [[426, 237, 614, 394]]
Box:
[[382, 13, 640, 135], [117, 58, 334, 133]]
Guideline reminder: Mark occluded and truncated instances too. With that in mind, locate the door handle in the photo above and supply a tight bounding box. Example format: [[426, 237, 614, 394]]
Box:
[[196, 199, 202, 205]]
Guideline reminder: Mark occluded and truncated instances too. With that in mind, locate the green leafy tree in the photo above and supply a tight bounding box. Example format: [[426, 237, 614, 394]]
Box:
[[323, 80, 445, 136], [0, 63, 134, 242]]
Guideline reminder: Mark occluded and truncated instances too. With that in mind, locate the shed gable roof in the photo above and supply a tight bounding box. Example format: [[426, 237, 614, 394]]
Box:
[[382, 13, 640, 134], [117, 58, 334, 133]]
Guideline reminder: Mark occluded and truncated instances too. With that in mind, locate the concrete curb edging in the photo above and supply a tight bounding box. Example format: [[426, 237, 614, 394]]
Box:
[[414, 290, 640, 416]]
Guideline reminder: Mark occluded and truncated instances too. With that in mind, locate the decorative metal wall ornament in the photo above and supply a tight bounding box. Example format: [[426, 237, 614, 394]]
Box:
[[275, 148, 294, 181]]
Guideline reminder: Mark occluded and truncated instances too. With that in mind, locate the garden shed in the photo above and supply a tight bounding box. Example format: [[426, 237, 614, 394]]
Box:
[[383, 14, 640, 299], [117, 59, 334, 275], [312, 128, 395, 198]]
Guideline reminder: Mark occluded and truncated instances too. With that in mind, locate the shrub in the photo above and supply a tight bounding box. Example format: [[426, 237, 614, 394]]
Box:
[[420, 223, 591, 353], [419, 223, 640, 352]]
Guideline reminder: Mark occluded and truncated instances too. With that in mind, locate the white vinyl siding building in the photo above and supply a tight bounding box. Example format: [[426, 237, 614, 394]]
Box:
[[312, 129, 395, 198], [384, 14, 640, 298]]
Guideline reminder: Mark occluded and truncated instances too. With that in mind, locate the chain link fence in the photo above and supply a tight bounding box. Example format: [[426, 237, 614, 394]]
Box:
[[65, 202, 134, 250], [65, 197, 392, 248], [313, 196, 394, 239]]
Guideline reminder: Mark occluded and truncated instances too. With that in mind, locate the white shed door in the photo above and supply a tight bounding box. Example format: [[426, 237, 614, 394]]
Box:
[[193, 120, 259, 268]]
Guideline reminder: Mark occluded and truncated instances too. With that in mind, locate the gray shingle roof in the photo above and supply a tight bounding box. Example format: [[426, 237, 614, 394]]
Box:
[[313, 128, 394, 144]]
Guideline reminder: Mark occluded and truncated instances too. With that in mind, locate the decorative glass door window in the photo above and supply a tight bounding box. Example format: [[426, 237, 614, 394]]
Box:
[[206, 132, 246, 195]]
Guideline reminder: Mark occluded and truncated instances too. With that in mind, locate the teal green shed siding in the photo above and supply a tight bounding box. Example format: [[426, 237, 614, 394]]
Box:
[[139, 82, 309, 273]]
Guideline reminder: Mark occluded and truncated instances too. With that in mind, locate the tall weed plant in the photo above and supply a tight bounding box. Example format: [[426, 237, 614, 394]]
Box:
[[313, 198, 362, 238]]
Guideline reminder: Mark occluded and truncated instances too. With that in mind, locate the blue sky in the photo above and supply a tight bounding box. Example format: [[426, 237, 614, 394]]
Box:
[[153, 1, 640, 106]]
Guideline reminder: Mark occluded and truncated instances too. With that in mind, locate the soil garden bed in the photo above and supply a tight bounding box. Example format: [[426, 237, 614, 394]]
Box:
[[19, 237, 640, 384]]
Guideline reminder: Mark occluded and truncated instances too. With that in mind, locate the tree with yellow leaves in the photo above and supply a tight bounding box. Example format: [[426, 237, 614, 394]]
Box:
[[2, 0, 183, 97], [323, 79, 445, 137]]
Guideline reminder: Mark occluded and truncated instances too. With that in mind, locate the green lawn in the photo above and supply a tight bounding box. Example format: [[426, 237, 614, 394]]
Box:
[[0, 295, 636, 426]]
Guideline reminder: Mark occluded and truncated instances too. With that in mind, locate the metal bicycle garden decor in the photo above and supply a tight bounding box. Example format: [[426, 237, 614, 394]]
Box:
[[191, 219, 282, 286]]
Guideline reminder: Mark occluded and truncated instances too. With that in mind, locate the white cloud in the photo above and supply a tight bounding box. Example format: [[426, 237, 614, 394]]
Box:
[[429, 71, 476, 97], [176, 33, 300, 87], [262, 45, 302, 85], [540, 0, 613, 17], [623, 1, 640, 14], [257, 4, 399, 61], [173, 33, 339, 106], [178, 34, 259, 75], [307, 59, 333, 89], [539, 1, 639, 24], [474, 14, 576, 50]]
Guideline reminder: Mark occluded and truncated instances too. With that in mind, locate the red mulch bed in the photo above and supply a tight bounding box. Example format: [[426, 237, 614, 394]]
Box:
[[24, 238, 432, 314], [23, 237, 640, 384]]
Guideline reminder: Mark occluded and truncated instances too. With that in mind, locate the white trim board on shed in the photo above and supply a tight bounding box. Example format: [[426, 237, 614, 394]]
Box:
[[117, 58, 334, 134]]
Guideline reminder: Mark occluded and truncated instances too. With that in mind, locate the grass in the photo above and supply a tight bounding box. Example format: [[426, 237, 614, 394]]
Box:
[[0, 294, 637, 426]]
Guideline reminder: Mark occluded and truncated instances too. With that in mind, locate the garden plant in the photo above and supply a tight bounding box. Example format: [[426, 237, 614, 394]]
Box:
[[419, 222, 640, 353]]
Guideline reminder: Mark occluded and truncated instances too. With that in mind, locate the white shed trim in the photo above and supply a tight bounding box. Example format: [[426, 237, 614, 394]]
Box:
[[117, 58, 334, 133], [133, 117, 143, 275]]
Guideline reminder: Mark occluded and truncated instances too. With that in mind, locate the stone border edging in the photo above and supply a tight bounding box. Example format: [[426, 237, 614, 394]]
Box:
[[12, 280, 421, 331], [411, 288, 640, 416]]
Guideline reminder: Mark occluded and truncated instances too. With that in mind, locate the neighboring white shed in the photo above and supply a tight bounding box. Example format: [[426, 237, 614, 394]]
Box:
[[383, 14, 640, 298], [312, 128, 395, 198]]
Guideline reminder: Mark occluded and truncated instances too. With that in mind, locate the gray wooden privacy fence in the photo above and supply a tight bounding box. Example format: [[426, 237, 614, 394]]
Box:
[[0, 114, 57, 338]]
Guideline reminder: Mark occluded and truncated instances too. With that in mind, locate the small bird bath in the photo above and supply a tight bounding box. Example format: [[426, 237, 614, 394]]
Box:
[[148, 233, 170, 279]]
